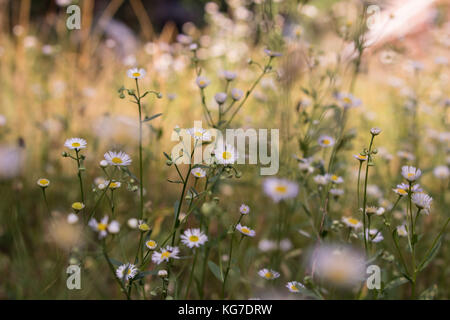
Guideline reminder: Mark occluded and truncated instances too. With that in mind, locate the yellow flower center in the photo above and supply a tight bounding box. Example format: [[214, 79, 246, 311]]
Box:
[[331, 175, 338, 181], [146, 240, 156, 247], [195, 172, 202, 177], [199, 80, 205, 86], [407, 173, 414, 178], [161, 251, 170, 259], [265, 272, 273, 279], [290, 285, 299, 291], [71, 142, 81, 147], [112, 157, 123, 164], [127, 269, 132, 275], [97, 223, 107, 231], [275, 185, 287, 194], [39, 179, 49, 185], [398, 189, 407, 195], [322, 139, 330, 145], [348, 218, 359, 225], [222, 151, 232, 160], [72, 202, 84, 210], [342, 97, 352, 104], [194, 131, 203, 137], [109, 182, 118, 188], [132, 72, 141, 77], [189, 235, 199, 242], [139, 223, 150, 231], [241, 227, 250, 234]]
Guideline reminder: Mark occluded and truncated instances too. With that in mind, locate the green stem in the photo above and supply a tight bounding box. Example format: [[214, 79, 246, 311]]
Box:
[[185, 249, 199, 299], [362, 135, 375, 256], [136, 79, 144, 220], [75, 149, 85, 204], [102, 240, 130, 300]]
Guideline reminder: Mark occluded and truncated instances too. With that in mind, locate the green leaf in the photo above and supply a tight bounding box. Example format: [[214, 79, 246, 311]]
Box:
[[108, 258, 123, 267], [143, 113, 163, 122], [419, 284, 438, 300], [383, 277, 409, 291], [208, 260, 223, 282], [134, 270, 159, 280], [418, 238, 442, 272], [163, 151, 172, 161], [167, 179, 183, 184]]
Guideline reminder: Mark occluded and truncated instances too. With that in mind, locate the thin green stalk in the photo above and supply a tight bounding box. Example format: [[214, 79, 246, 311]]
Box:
[[135, 79, 144, 220], [362, 135, 375, 256], [41, 188, 50, 213], [222, 214, 244, 299], [75, 149, 85, 204], [102, 240, 130, 300], [185, 249, 199, 299]]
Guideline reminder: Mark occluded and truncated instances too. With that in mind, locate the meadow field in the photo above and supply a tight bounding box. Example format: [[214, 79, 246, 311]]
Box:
[[0, 0, 449, 300]]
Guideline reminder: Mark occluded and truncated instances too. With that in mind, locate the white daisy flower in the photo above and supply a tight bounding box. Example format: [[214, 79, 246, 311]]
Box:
[[239, 204, 250, 215], [37, 178, 50, 188], [318, 135, 335, 147], [221, 70, 237, 81], [433, 165, 449, 179], [280, 239, 293, 251], [263, 178, 299, 202], [158, 270, 168, 278], [353, 154, 368, 161], [187, 127, 211, 141], [104, 151, 132, 166], [138, 220, 151, 232], [116, 263, 138, 281], [214, 92, 227, 104], [67, 213, 79, 224], [196, 76, 210, 88], [327, 174, 344, 184], [64, 138, 87, 150], [127, 218, 138, 229], [393, 186, 408, 196], [264, 48, 282, 57], [231, 88, 243, 100], [412, 193, 433, 212], [365, 206, 380, 216], [401, 166, 421, 182], [313, 174, 328, 185], [258, 239, 276, 252], [258, 268, 280, 280], [152, 246, 180, 264], [286, 281, 305, 293], [214, 143, 238, 165], [366, 229, 384, 243], [106, 180, 121, 189], [311, 245, 365, 287], [330, 188, 344, 196], [180, 228, 208, 248], [145, 239, 158, 250], [88, 216, 120, 239], [127, 67, 146, 79], [236, 223, 255, 237], [71, 202, 85, 211], [397, 225, 408, 237], [370, 127, 382, 136], [342, 217, 362, 229], [191, 167, 206, 178], [99, 160, 108, 168], [335, 92, 362, 109]]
